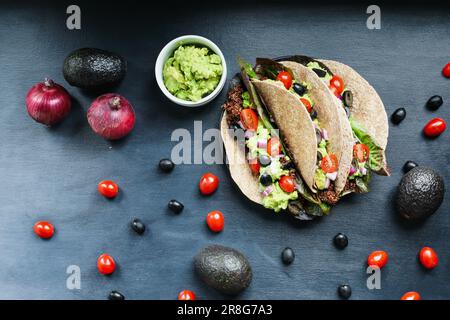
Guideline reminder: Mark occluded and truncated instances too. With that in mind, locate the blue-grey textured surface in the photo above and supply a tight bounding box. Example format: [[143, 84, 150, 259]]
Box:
[[0, 1, 448, 300]]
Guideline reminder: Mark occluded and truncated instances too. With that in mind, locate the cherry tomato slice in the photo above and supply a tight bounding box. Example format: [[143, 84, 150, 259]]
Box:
[[34, 221, 54, 239], [98, 180, 119, 199], [330, 75, 345, 94], [178, 290, 196, 300], [240, 108, 259, 131], [97, 253, 116, 275], [300, 98, 312, 113], [267, 137, 282, 156], [442, 62, 450, 78], [423, 118, 446, 137], [353, 144, 370, 162], [206, 210, 224, 232], [276, 71, 293, 90], [329, 85, 341, 98], [199, 173, 219, 195], [419, 247, 438, 269], [401, 292, 421, 300], [367, 250, 388, 269], [320, 154, 339, 173], [249, 159, 260, 175], [279, 175, 296, 193]]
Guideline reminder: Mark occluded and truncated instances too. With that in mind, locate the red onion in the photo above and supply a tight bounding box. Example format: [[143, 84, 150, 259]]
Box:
[[326, 171, 338, 181], [262, 185, 273, 197], [25, 78, 71, 126], [349, 166, 357, 175], [257, 139, 267, 149], [87, 93, 136, 140]]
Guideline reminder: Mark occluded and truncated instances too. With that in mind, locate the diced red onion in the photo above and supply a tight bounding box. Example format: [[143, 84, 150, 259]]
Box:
[[262, 185, 273, 197], [360, 166, 367, 175], [326, 171, 338, 181], [321, 129, 329, 140], [324, 178, 331, 189], [257, 139, 267, 149], [349, 166, 357, 175]]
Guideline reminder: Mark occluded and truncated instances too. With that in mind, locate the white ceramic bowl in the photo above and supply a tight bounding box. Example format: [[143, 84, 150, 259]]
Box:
[[155, 35, 227, 107]]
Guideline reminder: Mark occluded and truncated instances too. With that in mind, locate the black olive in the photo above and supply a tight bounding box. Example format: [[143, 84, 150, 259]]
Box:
[[281, 247, 295, 265], [317, 151, 323, 162], [337, 284, 352, 299], [168, 199, 184, 214], [310, 110, 318, 120], [131, 218, 146, 235], [259, 155, 271, 167], [312, 68, 327, 78], [426, 95, 443, 110], [159, 158, 175, 173], [316, 129, 322, 145], [391, 108, 406, 124], [293, 83, 306, 96], [108, 291, 125, 300], [333, 233, 348, 249], [259, 173, 272, 187], [403, 160, 418, 174], [282, 160, 294, 170], [342, 90, 353, 108]]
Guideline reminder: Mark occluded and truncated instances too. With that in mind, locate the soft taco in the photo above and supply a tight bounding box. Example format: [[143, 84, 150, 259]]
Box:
[[278, 55, 389, 175]]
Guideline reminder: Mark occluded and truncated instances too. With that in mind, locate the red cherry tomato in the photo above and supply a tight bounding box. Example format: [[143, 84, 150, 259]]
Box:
[[329, 85, 341, 98], [401, 291, 421, 300], [279, 175, 296, 193], [33, 221, 54, 239], [267, 137, 282, 156], [97, 253, 116, 275], [199, 173, 219, 195], [419, 247, 438, 269], [98, 180, 119, 198], [353, 144, 370, 162], [178, 290, 196, 300], [206, 211, 224, 232], [330, 75, 345, 94], [423, 118, 446, 137], [240, 108, 259, 131], [249, 160, 260, 175], [442, 62, 450, 78], [300, 98, 312, 113], [320, 154, 339, 173], [276, 71, 293, 90], [367, 250, 389, 269]]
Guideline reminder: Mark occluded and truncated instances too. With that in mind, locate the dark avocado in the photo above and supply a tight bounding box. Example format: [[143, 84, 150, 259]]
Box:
[[63, 48, 126, 89], [194, 245, 252, 295], [396, 166, 445, 220]]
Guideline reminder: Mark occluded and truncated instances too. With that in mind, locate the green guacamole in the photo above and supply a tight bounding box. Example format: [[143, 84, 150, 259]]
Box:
[[163, 45, 223, 102]]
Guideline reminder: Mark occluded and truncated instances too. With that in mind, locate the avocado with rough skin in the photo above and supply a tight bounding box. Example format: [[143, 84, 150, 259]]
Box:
[[63, 48, 126, 89], [194, 245, 252, 295], [396, 166, 445, 220]]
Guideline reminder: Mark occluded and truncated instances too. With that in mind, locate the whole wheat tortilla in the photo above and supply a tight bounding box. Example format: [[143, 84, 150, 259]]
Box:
[[281, 61, 352, 194], [220, 114, 263, 205], [251, 80, 318, 192], [318, 59, 389, 152]]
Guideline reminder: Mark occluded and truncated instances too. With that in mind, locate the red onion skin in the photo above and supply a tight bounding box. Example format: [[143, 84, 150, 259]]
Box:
[[87, 93, 136, 140], [25, 79, 71, 126]]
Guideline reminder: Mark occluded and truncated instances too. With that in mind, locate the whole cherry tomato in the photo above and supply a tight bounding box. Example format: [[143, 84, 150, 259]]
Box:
[[320, 154, 339, 173], [419, 247, 438, 269], [240, 109, 259, 131], [423, 118, 446, 137], [34, 221, 54, 239], [279, 175, 296, 193], [330, 75, 345, 94], [249, 159, 260, 175], [178, 290, 196, 300], [98, 180, 119, 198], [199, 173, 219, 195], [267, 137, 282, 156], [353, 144, 370, 162], [97, 253, 116, 275], [276, 71, 293, 90], [367, 250, 389, 269], [300, 98, 312, 113], [442, 62, 450, 78], [401, 291, 421, 300], [206, 210, 224, 232]]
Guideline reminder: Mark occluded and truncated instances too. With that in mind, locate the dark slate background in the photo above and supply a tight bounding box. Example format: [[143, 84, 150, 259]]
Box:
[[0, 0, 448, 300]]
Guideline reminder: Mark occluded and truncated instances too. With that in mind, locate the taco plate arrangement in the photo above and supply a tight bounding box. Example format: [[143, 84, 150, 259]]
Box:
[[221, 55, 389, 220]]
